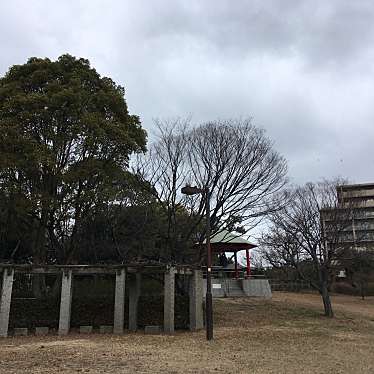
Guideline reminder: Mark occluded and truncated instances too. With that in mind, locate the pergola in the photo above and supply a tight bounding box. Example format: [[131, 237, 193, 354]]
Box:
[[0, 264, 204, 338], [206, 230, 257, 279]]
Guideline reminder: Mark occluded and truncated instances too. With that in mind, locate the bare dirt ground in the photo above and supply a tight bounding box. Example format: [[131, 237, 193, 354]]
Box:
[[1, 292, 374, 374]]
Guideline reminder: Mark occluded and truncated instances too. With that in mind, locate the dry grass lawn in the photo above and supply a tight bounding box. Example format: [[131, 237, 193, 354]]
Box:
[[1, 292, 374, 373]]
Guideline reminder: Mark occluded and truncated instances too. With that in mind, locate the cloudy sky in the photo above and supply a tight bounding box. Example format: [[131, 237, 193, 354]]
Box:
[[0, 0, 373, 184]]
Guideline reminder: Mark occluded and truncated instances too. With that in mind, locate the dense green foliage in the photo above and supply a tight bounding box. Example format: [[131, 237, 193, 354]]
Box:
[[0, 55, 146, 264]]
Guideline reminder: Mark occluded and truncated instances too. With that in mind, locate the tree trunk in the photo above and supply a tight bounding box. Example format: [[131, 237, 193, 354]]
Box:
[[319, 267, 334, 317], [320, 282, 334, 317], [32, 215, 48, 299]]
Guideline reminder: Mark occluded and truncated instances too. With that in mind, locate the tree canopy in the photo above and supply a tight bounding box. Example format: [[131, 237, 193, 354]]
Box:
[[0, 54, 147, 265], [136, 118, 288, 263], [0, 56, 289, 272]]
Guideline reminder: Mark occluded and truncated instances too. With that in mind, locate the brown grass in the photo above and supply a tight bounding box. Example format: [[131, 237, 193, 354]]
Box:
[[1, 292, 374, 373]]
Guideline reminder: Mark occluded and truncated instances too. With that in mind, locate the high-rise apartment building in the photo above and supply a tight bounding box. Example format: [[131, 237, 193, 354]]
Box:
[[336, 183, 374, 249]]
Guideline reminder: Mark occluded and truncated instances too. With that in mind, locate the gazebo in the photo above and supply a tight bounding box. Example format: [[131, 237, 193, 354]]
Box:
[[206, 230, 257, 279]]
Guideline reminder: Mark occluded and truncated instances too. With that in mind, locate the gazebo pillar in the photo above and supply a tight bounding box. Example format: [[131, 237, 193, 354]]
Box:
[[245, 249, 251, 278], [234, 251, 239, 279]]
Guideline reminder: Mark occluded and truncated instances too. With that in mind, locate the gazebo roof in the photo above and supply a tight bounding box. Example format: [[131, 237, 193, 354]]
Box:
[[203, 229, 257, 252]]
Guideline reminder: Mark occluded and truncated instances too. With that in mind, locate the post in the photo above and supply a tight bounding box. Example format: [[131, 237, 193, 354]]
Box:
[[246, 249, 251, 278], [0, 269, 14, 338], [234, 251, 239, 279], [114, 268, 126, 334], [205, 189, 213, 340], [58, 270, 73, 336], [129, 273, 141, 331], [163, 267, 175, 334], [180, 184, 214, 340], [189, 270, 204, 331]]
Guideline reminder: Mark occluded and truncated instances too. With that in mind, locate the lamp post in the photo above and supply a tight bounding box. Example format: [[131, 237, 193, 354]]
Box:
[[181, 185, 213, 340]]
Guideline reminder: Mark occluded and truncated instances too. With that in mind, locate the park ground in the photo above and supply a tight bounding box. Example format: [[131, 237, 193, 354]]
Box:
[[1, 292, 374, 374]]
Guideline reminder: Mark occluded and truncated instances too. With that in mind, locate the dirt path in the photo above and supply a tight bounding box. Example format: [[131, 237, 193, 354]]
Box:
[[1, 293, 374, 373]]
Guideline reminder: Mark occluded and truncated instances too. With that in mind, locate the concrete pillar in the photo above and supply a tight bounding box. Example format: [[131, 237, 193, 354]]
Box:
[[128, 273, 141, 331], [189, 270, 204, 331], [113, 268, 126, 334], [58, 270, 73, 336], [163, 267, 175, 334], [0, 269, 14, 338]]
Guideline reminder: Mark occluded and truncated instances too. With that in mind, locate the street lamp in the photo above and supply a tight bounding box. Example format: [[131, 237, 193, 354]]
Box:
[[181, 185, 213, 341]]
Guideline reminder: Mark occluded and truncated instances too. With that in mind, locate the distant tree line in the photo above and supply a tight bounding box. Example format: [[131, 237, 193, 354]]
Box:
[[0, 55, 288, 271]]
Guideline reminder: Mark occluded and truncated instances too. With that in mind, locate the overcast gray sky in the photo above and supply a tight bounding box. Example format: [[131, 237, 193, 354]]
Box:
[[1, 0, 373, 184]]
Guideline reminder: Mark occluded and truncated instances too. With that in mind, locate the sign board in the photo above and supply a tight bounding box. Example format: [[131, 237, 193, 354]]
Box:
[[212, 283, 222, 289]]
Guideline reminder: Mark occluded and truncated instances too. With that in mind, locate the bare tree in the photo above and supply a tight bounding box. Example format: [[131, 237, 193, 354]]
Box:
[[134, 118, 192, 260], [187, 119, 288, 234], [260, 180, 354, 317], [136, 118, 288, 263]]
